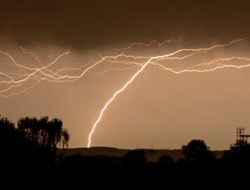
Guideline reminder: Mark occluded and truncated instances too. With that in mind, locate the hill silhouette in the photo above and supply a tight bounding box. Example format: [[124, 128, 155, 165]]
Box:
[[61, 146, 225, 161]]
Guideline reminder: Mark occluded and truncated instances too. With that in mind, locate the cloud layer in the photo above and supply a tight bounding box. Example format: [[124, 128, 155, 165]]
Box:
[[1, 0, 250, 49]]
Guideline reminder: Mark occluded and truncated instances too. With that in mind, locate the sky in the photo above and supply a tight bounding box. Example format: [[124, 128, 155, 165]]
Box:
[[1, 0, 250, 149]]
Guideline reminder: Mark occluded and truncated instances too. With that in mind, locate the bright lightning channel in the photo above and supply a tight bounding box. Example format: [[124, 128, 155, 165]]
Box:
[[86, 37, 248, 147], [1, 38, 250, 146]]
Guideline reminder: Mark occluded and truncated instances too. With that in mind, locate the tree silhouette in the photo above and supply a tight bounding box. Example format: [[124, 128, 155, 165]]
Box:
[[223, 143, 250, 162], [182, 139, 214, 162], [17, 116, 65, 152], [61, 129, 70, 149], [0, 116, 16, 144], [47, 118, 63, 150], [0, 116, 18, 161]]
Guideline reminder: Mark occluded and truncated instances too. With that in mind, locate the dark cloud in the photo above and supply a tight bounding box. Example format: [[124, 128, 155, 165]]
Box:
[[1, 0, 250, 49]]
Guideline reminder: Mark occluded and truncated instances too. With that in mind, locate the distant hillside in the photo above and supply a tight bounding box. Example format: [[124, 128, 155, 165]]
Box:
[[61, 147, 226, 162]]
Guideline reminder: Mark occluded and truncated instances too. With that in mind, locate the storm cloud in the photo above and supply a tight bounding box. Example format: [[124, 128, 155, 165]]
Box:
[[1, 0, 250, 49]]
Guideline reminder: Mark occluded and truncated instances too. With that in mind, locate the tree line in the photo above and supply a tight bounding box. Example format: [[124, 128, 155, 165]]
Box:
[[1, 115, 250, 189], [0, 116, 69, 166]]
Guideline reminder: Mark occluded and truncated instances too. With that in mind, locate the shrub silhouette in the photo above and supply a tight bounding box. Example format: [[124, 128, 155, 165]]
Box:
[[182, 139, 214, 162]]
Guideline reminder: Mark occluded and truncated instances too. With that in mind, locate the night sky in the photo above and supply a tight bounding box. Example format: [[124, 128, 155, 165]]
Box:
[[1, 0, 250, 48], [1, 0, 250, 149]]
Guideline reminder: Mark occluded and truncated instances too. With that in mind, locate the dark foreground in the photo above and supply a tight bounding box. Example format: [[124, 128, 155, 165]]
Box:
[[1, 117, 250, 189], [2, 148, 250, 189]]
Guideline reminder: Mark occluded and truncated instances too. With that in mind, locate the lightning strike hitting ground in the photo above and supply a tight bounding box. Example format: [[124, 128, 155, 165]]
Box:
[[1, 38, 250, 147], [87, 38, 249, 147]]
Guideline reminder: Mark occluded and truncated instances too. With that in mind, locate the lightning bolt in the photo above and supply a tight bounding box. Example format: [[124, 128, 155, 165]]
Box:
[[87, 37, 248, 147], [116, 38, 183, 51], [1, 38, 244, 97], [1, 38, 250, 147]]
